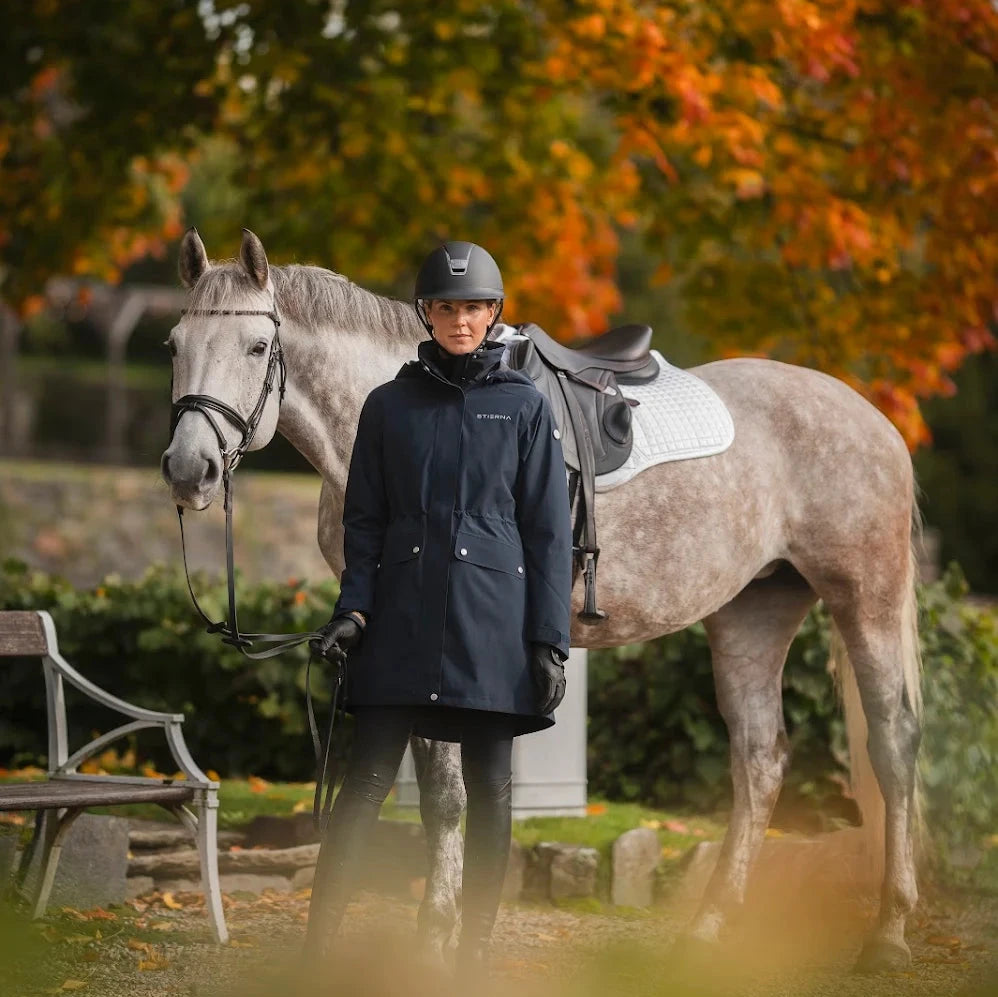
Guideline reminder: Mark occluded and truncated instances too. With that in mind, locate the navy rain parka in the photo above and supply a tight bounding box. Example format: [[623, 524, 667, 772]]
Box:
[[330, 336, 574, 737]]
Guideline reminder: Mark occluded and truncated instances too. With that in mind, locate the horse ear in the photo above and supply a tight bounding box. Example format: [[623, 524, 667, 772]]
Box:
[[179, 227, 209, 289], [240, 228, 270, 290]]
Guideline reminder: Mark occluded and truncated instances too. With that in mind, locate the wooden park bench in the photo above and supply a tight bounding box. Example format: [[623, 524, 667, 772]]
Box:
[[0, 610, 228, 943]]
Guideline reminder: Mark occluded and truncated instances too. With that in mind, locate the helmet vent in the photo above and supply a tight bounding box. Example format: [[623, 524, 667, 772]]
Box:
[[448, 256, 469, 275]]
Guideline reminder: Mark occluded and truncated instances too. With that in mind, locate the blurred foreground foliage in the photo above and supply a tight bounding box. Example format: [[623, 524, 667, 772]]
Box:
[[1, 559, 995, 861]]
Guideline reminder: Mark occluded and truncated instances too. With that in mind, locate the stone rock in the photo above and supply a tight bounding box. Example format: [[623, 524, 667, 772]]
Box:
[[128, 827, 244, 852], [611, 828, 660, 907], [0, 828, 20, 882], [676, 831, 877, 909], [153, 878, 201, 895], [292, 866, 315, 891], [129, 842, 320, 878], [525, 842, 598, 901], [242, 814, 319, 849], [23, 813, 129, 912], [502, 839, 525, 901], [550, 846, 598, 900], [125, 875, 156, 899], [219, 873, 291, 895]]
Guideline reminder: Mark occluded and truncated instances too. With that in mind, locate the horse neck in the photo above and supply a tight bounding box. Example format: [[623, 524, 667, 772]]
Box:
[[275, 318, 418, 487]]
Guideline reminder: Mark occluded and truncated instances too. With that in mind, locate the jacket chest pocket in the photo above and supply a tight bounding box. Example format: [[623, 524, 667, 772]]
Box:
[[453, 531, 525, 578]]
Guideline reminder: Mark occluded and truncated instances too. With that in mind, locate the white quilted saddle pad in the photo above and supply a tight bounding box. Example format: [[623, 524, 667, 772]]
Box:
[[594, 351, 734, 491]]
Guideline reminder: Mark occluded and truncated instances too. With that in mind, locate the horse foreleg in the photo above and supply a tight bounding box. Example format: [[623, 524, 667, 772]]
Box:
[[685, 573, 817, 946], [409, 735, 465, 961]]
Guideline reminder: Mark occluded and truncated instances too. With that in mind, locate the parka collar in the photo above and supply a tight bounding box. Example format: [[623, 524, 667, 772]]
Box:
[[413, 337, 506, 387]]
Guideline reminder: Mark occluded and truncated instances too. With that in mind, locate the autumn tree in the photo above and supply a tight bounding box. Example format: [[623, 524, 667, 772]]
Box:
[[4, 1, 996, 447]]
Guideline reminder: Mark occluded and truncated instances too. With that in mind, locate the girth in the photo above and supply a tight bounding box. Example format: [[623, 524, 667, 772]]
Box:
[[506, 322, 660, 623]]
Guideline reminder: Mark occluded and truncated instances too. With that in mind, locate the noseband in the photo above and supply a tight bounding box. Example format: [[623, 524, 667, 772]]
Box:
[[170, 308, 287, 471]]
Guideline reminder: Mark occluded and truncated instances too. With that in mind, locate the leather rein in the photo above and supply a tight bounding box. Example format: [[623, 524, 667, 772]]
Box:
[[170, 305, 343, 829]]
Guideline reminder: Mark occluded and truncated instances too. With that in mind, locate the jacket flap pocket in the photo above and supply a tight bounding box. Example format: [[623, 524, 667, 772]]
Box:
[[380, 528, 424, 566], [454, 532, 524, 577]]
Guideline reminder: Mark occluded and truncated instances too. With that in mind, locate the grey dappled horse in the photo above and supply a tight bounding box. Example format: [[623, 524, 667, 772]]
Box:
[[161, 229, 922, 973]]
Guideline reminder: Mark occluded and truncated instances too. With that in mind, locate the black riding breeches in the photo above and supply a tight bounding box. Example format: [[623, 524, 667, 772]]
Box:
[[304, 705, 515, 952]]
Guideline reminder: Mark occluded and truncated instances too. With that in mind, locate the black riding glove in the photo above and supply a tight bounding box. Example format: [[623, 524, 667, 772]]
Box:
[[309, 614, 363, 662], [530, 643, 567, 715]]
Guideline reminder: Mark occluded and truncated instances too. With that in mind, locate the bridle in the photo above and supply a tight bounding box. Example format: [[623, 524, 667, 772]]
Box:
[[169, 304, 342, 829]]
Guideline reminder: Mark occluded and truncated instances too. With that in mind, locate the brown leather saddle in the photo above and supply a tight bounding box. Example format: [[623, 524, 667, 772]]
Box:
[[505, 322, 660, 624]]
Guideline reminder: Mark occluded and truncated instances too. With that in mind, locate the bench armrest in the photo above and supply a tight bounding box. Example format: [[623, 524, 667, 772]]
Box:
[[36, 612, 216, 788]]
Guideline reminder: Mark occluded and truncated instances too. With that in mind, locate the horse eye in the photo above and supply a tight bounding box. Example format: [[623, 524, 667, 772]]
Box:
[[250, 341, 268, 356]]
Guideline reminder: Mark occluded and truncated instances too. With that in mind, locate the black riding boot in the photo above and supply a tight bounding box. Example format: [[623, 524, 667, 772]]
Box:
[[302, 706, 412, 967], [455, 772, 513, 977], [302, 783, 381, 965]]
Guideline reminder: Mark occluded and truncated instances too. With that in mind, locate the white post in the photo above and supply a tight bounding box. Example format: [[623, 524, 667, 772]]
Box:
[[394, 647, 588, 818]]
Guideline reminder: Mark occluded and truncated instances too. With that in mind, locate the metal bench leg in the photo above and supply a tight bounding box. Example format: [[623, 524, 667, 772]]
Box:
[[165, 796, 228, 945], [32, 806, 84, 919]]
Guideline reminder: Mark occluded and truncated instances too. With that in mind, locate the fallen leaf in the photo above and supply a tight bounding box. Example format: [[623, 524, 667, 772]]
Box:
[[55, 980, 88, 992], [138, 954, 169, 971], [248, 775, 271, 793], [661, 846, 682, 859], [127, 938, 152, 954], [292, 800, 309, 814], [585, 803, 607, 816], [664, 820, 688, 834], [162, 892, 183, 910], [150, 920, 174, 932], [227, 939, 255, 948], [206, 769, 221, 781], [82, 908, 116, 921], [638, 819, 661, 830], [764, 828, 785, 838], [926, 935, 963, 948], [61, 934, 92, 945]]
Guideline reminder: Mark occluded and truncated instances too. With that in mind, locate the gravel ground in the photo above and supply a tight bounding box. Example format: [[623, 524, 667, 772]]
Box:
[[3, 882, 995, 997]]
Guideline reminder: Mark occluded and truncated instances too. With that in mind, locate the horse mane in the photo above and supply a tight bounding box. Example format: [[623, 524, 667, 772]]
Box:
[[186, 262, 424, 346]]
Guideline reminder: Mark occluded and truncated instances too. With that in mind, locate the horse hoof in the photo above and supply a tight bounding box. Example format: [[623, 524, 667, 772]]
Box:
[[854, 939, 911, 973]]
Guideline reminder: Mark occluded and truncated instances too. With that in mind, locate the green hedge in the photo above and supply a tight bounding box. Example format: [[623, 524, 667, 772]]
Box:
[[1, 558, 995, 856], [0, 559, 341, 781]]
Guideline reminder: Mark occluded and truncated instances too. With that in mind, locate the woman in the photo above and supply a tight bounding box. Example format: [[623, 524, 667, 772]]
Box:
[[303, 240, 574, 974]]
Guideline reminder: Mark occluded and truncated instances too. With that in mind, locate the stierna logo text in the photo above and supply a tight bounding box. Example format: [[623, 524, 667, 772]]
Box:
[[477, 413, 512, 421]]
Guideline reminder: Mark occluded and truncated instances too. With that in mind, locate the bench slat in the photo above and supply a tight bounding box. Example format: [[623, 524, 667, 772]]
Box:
[[0, 780, 195, 811], [0, 612, 48, 656]]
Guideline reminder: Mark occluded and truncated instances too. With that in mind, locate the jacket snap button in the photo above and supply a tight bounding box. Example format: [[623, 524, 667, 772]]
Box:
[[430, 693, 438, 701], [460, 547, 468, 556], [553, 428, 561, 439], [412, 545, 420, 553], [517, 565, 523, 573]]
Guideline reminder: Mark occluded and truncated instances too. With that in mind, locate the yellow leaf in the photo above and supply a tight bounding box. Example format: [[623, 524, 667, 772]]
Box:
[[639, 818, 661, 829], [58, 981, 88, 992], [206, 769, 221, 782], [138, 954, 169, 971], [765, 827, 785, 838], [161, 892, 183, 910], [127, 938, 151, 953], [292, 799, 309, 814]]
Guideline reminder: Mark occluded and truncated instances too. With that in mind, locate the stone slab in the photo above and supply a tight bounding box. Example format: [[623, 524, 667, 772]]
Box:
[[23, 813, 129, 912], [611, 827, 660, 907]]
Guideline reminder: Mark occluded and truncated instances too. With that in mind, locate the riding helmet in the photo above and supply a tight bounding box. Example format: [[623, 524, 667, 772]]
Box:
[[414, 241, 505, 333]]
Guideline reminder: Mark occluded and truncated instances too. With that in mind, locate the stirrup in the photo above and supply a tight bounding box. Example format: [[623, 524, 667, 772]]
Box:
[[577, 549, 608, 623]]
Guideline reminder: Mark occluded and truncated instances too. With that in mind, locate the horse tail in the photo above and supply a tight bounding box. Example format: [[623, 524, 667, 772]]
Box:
[[828, 497, 925, 887]]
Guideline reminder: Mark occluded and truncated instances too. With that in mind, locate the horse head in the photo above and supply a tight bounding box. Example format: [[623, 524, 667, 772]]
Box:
[[161, 227, 285, 509]]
